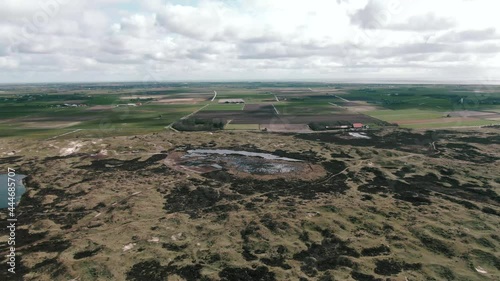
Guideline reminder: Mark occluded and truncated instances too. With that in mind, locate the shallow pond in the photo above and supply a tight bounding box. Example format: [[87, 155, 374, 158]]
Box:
[[182, 149, 304, 175], [0, 174, 26, 208], [186, 149, 302, 162]]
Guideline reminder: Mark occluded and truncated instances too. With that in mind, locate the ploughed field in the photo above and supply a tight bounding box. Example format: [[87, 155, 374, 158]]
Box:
[[0, 127, 499, 280]]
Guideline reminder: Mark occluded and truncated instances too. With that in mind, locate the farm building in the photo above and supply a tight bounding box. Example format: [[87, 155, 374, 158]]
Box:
[[352, 123, 363, 129], [218, 99, 245, 104]]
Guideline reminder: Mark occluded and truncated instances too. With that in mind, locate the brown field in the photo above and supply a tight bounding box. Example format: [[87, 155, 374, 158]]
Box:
[[343, 101, 382, 112], [260, 123, 311, 132], [86, 105, 115, 111]]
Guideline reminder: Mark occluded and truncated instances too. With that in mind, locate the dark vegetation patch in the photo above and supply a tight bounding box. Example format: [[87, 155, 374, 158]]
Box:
[[173, 118, 225, 131], [242, 245, 258, 261], [0, 155, 22, 164], [76, 154, 167, 172], [219, 266, 276, 281], [361, 245, 391, 257], [0, 228, 46, 252], [457, 134, 500, 145], [126, 260, 204, 281], [482, 206, 500, 216], [17, 181, 91, 228], [467, 249, 500, 270], [31, 257, 68, 279], [394, 166, 415, 177], [294, 232, 359, 275], [435, 194, 479, 210], [53, 213, 88, 230], [297, 129, 499, 163], [260, 245, 292, 270], [272, 149, 324, 162], [41, 153, 87, 163], [411, 230, 455, 257], [260, 213, 290, 233], [126, 260, 168, 281], [203, 169, 349, 200], [25, 238, 71, 254], [374, 259, 422, 276], [73, 246, 103, 259], [439, 176, 460, 186], [442, 143, 498, 163], [198, 251, 222, 264], [351, 271, 383, 281], [428, 264, 456, 281], [331, 151, 353, 159], [359, 167, 499, 207], [163, 183, 241, 218], [162, 243, 188, 252], [297, 130, 437, 153], [321, 160, 346, 174], [475, 237, 496, 249], [357, 168, 432, 206], [308, 121, 355, 131]]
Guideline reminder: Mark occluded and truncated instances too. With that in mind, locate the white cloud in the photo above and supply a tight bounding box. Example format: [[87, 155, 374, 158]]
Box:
[[0, 0, 499, 82]]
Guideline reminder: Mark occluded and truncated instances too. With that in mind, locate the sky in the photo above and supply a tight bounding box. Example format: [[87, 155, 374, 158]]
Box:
[[0, 0, 499, 83]]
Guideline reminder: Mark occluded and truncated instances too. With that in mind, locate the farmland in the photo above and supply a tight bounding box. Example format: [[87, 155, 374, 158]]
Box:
[[0, 82, 499, 138]]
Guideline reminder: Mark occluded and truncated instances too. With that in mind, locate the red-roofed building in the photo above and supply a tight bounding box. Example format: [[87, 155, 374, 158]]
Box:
[[352, 123, 363, 129]]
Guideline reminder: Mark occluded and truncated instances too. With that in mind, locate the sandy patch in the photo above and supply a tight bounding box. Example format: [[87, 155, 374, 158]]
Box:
[[148, 237, 160, 243], [59, 141, 84, 156], [122, 243, 136, 252], [475, 266, 487, 274]]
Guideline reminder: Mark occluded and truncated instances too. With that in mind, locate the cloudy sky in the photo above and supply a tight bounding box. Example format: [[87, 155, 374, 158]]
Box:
[[0, 0, 499, 83]]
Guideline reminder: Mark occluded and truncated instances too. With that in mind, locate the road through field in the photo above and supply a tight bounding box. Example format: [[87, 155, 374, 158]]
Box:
[[46, 129, 82, 140], [334, 95, 350, 102], [211, 90, 217, 102], [165, 103, 210, 131], [272, 104, 280, 115]]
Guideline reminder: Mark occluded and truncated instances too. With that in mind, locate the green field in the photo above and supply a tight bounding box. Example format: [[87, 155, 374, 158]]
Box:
[[402, 119, 497, 129], [1, 82, 499, 137], [224, 123, 260, 130], [203, 103, 244, 111], [275, 100, 344, 115], [365, 109, 444, 122]]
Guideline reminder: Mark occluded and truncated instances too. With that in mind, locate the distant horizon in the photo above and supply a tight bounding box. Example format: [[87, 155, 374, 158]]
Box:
[[1, 79, 500, 86]]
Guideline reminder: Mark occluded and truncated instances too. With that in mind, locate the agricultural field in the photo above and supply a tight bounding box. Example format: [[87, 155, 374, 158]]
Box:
[[1, 82, 499, 136], [343, 85, 500, 128], [202, 103, 245, 111]]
